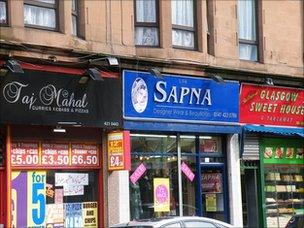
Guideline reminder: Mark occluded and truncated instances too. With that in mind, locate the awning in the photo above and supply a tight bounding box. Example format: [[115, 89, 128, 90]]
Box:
[[243, 125, 304, 138]]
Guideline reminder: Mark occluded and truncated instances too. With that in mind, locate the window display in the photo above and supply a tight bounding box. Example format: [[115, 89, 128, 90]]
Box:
[[261, 138, 304, 228]]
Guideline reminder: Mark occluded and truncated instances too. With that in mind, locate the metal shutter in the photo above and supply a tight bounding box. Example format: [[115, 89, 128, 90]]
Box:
[[242, 135, 260, 160]]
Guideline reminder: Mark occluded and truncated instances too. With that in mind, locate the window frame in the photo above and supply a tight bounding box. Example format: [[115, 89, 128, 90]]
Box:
[[71, 0, 80, 37], [0, 0, 8, 26], [238, 0, 259, 62], [171, 0, 197, 50], [23, 0, 59, 31], [134, 0, 160, 47]]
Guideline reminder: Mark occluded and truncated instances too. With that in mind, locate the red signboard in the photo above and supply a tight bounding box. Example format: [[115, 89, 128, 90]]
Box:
[[240, 84, 304, 127], [11, 142, 39, 166], [11, 141, 100, 168]]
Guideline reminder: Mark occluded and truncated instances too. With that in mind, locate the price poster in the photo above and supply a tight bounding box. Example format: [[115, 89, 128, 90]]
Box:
[[11, 142, 39, 166], [11, 141, 100, 168], [42, 143, 69, 167], [71, 144, 99, 167], [108, 131, 130, 171], [153, 178, 170, 212], [12, 171, 47, 228]]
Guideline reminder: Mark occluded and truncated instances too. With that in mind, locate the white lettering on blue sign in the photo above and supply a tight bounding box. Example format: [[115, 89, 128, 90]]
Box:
[[154, 81, 212, 105]]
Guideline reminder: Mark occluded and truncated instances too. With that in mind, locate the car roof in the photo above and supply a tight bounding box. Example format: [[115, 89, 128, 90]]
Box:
[[111, 216, 233, 227]]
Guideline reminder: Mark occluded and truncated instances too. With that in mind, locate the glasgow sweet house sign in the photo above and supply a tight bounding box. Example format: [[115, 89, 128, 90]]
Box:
[[0, 70, 122, 128]]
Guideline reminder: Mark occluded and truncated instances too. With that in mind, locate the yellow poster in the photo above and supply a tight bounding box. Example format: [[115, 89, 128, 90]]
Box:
[[82, 201, 98, 228], [206, 193, 217, 212], [153, 178, 170, 212]]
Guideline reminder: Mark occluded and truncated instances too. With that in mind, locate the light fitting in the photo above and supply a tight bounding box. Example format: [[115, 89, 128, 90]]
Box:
[[210, 74, 225, 83], [89, 56, 119, 66], [265, 77, 274, 86], [53, 126, 66, 133], [5, 59, 24, 73], [150, 68, 163, 79], [79, 67, 103, 84]]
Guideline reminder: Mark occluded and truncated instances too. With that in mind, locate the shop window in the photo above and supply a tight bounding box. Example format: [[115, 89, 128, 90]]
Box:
[[181, 136, 196, 216], [171, 0, 196, 49], [0, 0, 7, 25], [199, 136, 224, 163], [24, 0, 58, 30], [237, 0, 258, 61], [11, 170, 99, 227], [134, 0, 159, 47]]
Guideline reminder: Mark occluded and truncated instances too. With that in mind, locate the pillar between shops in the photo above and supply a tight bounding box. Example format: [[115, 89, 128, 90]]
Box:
[[108, 170, 130, 226], [227, 134, 243, 227]]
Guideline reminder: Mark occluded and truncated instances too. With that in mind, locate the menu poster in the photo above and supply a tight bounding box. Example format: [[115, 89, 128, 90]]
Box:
[[71, 144, 99, 167], [261, 138, 304, 165], [108, 131, 131, 171], [11, 142, 39, 166], [42, 143, 69, 167], [202, 173, 222, 193], [11, 141, 100, 168]]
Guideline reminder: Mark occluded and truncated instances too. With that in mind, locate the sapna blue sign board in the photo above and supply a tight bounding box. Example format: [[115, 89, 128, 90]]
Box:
[[123, 70, 239, 124]]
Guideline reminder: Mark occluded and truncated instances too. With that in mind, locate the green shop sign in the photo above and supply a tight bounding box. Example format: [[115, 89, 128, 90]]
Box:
[[261, 138, 304, 165]]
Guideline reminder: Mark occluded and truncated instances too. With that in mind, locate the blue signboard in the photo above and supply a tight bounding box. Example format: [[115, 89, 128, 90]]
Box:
[[123, 70, 239, 124]]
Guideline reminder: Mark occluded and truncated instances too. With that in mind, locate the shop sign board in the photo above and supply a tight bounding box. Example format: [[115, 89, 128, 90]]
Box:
[[11, 141, 100, 168], [240, 83, 304, 127], [123, 70, 239, 124], [153, 178, 170, 212], [108, 131, 131, 171], [261, 138, 304, 165], [0, 70, 122, 128]]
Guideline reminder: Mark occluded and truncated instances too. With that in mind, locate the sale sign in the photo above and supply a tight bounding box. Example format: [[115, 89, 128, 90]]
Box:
[[240, 84, 304, 127], [11, 142, 39, 166], [181, 162, 195, 181], [130, 163, 147, 184], [153, 178, 170, 212], [108, 131, 130, 171]]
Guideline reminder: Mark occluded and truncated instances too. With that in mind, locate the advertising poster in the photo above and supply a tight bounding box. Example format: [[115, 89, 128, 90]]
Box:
[[261, 138, 304, 165], [153, 178, 170, 212], [46, 204, 64, 227], [205, 194, 217, 212], [82, 202, 98, 228], [108, 131, 131, 171], [202, 173, 222, 193], [181, 162, 195, 182], [11, 142, 39, 166], [64, 203, 83, 228], [130, 163, 147, 184], [11, 171, 47, 228]]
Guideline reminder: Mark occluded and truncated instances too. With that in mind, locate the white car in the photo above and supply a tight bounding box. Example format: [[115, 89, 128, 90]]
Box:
[[111, 216, 233, 228]]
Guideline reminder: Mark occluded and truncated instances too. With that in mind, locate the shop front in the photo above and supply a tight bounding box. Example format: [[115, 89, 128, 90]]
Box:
[[0, 68, 122, 228], [123, 70, 242, 225], [240, 83, 304, 228]]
